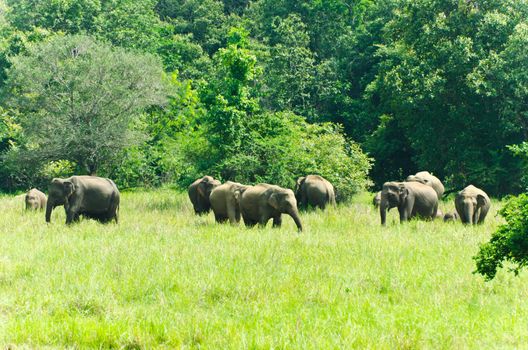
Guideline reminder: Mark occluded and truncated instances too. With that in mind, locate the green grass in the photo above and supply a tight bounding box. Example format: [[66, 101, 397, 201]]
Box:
[[0, 190, 526, 349]]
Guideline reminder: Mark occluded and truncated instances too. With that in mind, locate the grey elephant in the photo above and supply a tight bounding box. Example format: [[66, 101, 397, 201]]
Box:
[[295, 175, 336, 210], [25, 188, 47, 210], [373, 191, 382, 208], [406, 171, 445, 199], [380, 181, 438, 225], [240, 184, 303, 232], [443, 212, 459, 222], [455, 185, 490, 225], [46, 176, 120, 224], [209, 181, 249, 224], [188, 176, 221, 215]]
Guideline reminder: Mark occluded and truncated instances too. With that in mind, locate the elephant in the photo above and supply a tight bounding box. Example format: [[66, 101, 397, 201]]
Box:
[[443, 212, 459, 222], [209, 181, 249, 224], [25, 188, 47, 210], [373, 191, 382, 208], [295, 175, 336, 210], [455, 185, 490, 225], [406, 171, 445, 199], [435, 208, 444, 219], [188, 176, 221, 215], [380, 181, 439, 225], [240, 184, 303, 232], [46, 176, 120, 224]]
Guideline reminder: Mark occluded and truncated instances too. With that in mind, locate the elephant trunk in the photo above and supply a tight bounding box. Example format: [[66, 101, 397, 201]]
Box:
[[464, 201, 474, 225], [380, 197, 388, 226], [45, 201, 53, 223], [289, 209, 303, 232]]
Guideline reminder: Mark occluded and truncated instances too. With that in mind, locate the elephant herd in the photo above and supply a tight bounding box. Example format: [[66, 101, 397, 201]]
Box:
[[188, 175, 337, 232], [376, 171, 491, 226], [20, 171, 490, 229]]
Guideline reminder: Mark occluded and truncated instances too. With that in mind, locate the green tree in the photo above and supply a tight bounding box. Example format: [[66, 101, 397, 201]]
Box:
[[199, 26, 259, 162], [366, 0, 528, 193], [474, 194, 528, 280], [3, 34, 168, 175]]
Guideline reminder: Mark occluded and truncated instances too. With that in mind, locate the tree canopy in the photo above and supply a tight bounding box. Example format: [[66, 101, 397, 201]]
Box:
[[0, 0, 526, 198]]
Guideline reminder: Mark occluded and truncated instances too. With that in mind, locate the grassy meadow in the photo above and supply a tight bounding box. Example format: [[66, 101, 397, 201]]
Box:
[[0, 190, 526, 349]]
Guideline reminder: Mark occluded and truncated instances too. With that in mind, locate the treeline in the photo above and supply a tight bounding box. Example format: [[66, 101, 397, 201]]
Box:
[[0, 0, 527, 197]]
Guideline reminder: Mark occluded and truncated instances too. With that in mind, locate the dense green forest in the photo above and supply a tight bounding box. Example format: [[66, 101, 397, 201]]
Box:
[[0, 0, 527, 197]]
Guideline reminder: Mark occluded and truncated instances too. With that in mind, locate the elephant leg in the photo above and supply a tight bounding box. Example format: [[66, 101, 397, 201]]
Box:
[[214, 213, 228, 223], [478, 204, 490, 224], [272, 215, 282, 228], [258, 215, 270, 228], [242, 214, 257, 227], [399, 197, 414, 223]]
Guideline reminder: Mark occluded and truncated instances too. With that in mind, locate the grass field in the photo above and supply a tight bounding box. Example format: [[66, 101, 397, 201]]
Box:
[[0, 190, 526, 349]]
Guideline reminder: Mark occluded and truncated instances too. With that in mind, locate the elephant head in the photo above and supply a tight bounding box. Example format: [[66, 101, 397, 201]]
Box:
[[46, 178, 75, 222], [294, 176, 306, 200], [380, 182, 407, 225], [269, 188, 303, 231], [198, 176, 221, 200], [458, 193, 487, 224]]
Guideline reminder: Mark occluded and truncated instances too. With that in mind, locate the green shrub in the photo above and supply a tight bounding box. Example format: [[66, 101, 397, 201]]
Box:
[[474, 194, 528, 280]]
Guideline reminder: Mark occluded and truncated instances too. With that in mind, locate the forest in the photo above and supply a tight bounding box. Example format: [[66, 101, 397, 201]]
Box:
[[0, 0, 527, 198]]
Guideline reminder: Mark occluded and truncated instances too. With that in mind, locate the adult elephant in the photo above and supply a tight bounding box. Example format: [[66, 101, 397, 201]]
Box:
[[295, 175, 336, 210], [240, 184, 303, 232], [25, 188, 47, 210], [46, 176, 120, 224], [455, 185, 490, 225], [380, 181, 438, 225], [209, 181, 249, 224], [188, 176, 221, 215], [406, 171, 445, 199]]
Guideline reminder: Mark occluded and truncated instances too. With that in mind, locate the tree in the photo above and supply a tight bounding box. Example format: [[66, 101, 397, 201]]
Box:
[[474, 194, 528, 281], [3, 34, 168, 175], [366, 0, 528, 193]]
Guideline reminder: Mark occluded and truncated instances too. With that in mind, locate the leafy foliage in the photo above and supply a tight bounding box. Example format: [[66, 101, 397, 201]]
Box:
[[3, 35, 168, 177], [474, 194, 528, 280], [0, 0, 527, 196]]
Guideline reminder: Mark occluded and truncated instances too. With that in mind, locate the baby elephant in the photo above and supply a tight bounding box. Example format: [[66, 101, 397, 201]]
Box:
[[25, 188, 47, 210], [443, 212, 459, 222]]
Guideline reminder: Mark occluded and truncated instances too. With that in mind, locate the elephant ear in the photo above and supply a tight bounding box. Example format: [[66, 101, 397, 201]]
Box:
[[295, 177, 306, 192], [269, 192, 281, 210], [398, 183, 409, 201], [63, 181, 75, 197], [197, 180, 207, 197], [477, 194, 487, 206]]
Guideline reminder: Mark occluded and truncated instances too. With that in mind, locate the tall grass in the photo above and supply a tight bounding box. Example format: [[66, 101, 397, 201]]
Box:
[[0, 190, 526, 349]]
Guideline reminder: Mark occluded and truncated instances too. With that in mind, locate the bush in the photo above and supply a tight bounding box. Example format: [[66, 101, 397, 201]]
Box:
[[184, 111, 372, 201], [474, 194, 528, 280]]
